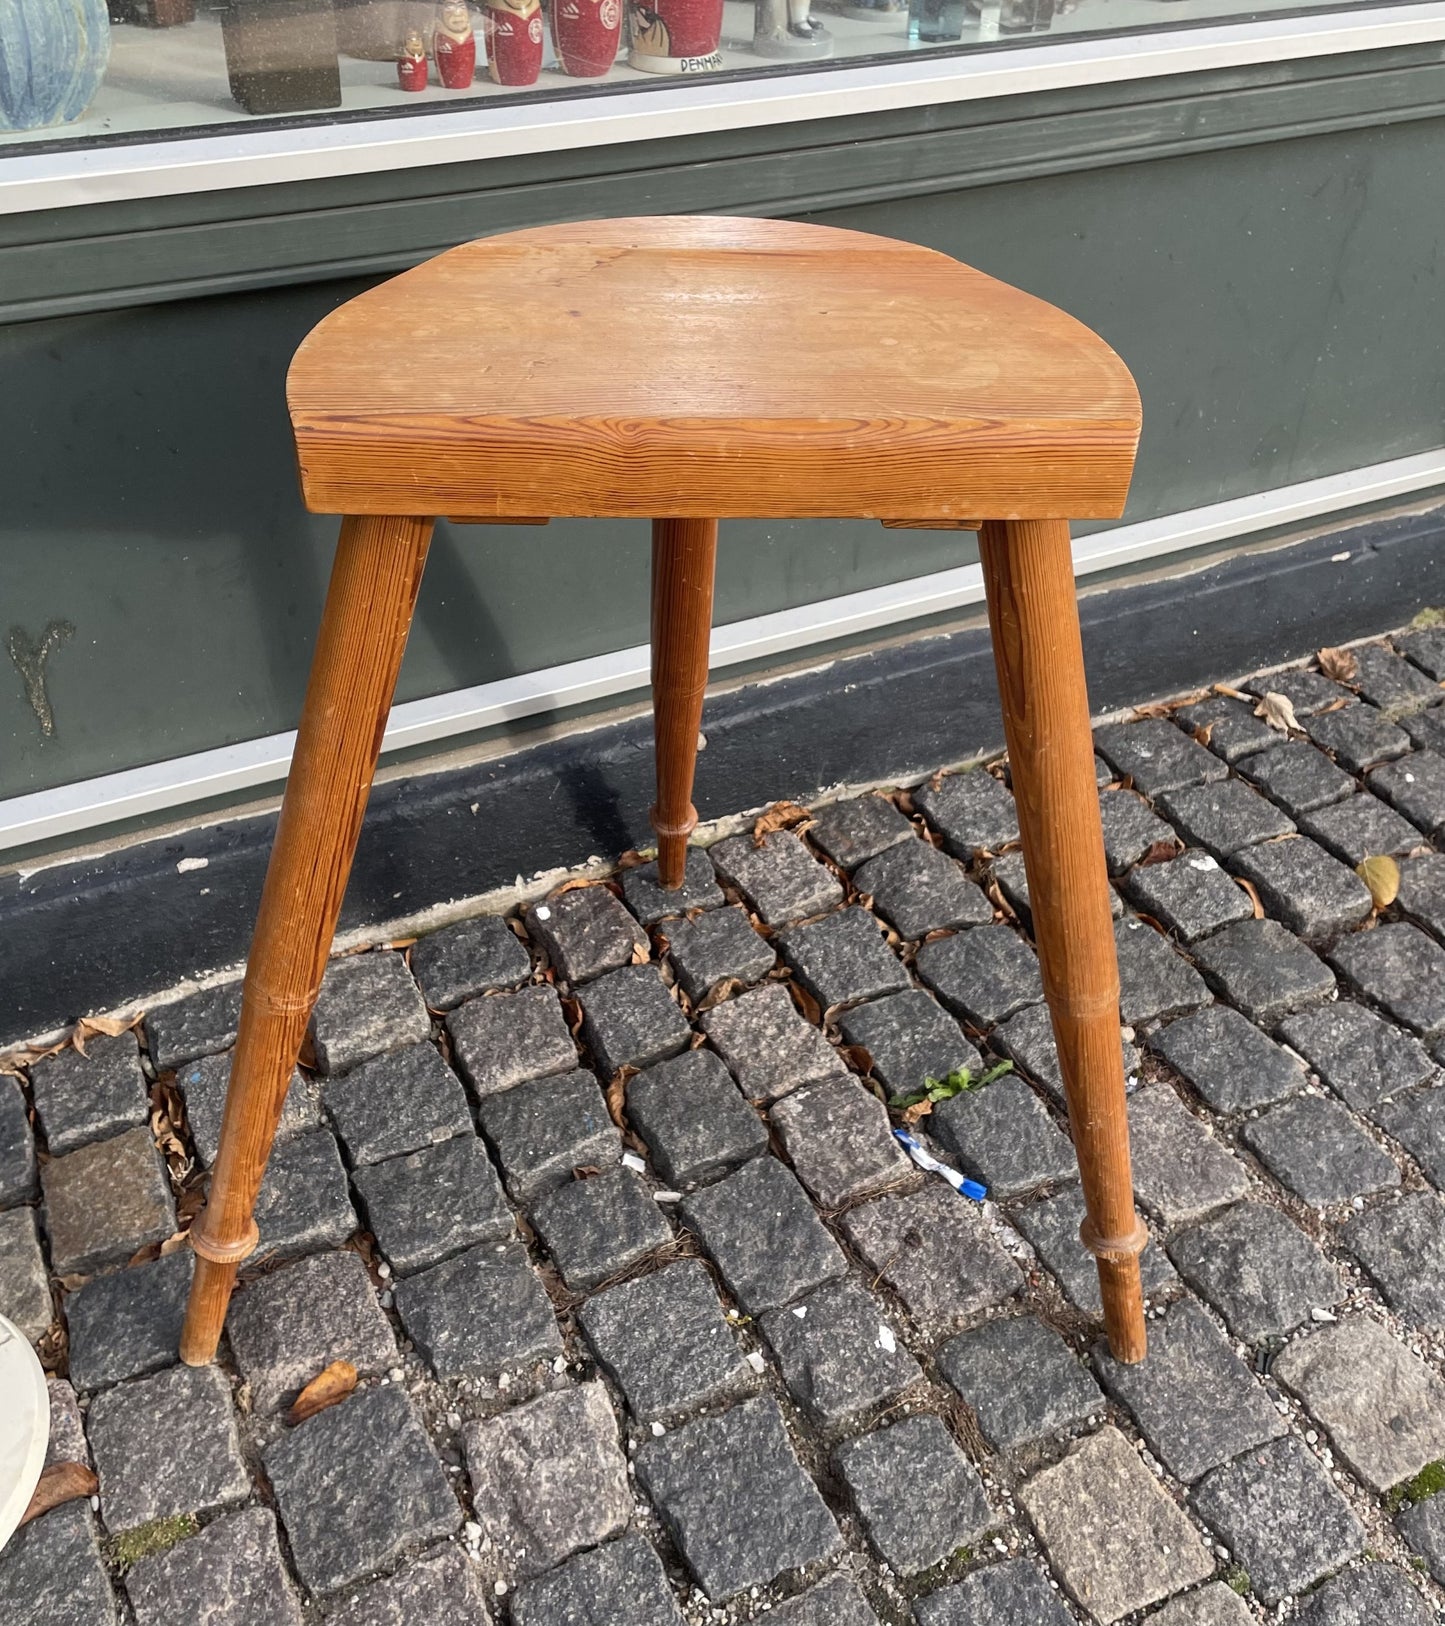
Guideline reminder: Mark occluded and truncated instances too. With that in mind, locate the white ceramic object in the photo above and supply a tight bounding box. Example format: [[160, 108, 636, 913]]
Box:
[[0, 1313, 49, 1553]]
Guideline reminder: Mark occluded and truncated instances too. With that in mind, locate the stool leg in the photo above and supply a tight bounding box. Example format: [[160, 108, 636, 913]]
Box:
[[650, 518, 718, 889], [978, 518, 1148, 1363], [180, 513, 433, 1365]]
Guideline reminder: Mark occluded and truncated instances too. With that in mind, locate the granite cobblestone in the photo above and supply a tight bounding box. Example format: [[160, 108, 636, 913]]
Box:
[[12, 631, 1445, 1626]]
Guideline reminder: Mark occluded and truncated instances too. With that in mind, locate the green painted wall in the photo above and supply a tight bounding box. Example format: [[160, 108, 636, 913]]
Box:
[[2, 46, 1443, 801]]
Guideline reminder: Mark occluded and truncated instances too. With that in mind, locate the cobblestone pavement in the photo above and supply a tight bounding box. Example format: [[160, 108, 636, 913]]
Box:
[[7, 627, 1445, 1624]]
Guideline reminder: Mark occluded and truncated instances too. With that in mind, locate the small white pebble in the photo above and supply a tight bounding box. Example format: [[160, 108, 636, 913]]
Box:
[[389, 1366, 404, 1382], [534, 905, 551, 921], [89, 1495, 100, 1511], [746, 1351, 766, 1374], [447, 1411, 463, 1430], [494, 1580, 509, 1597], [651, 1421, 666, 1437], [792, 1306, 808, 1320], [463, 1521, 482, 1545], [622, 1152, 647, 1173], [553, 1356, 567, 1374], [1310, 1307, 1338, 1323], [653, 1190, 683, 1203], [499, 1372, 512, 1389], [877, 1325, 897, 1354], [379, 1291, 394, 1309], [376, 1262, 392, 1279]]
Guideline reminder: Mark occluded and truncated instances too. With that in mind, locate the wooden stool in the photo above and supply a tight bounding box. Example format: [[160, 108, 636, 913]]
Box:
[[180, 217, 1149, 1366]]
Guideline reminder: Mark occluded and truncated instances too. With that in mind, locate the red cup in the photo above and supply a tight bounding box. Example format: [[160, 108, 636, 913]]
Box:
[[483, 0, 545, 83], [550, 0, 622, 76], [627, 0, 723, 68]]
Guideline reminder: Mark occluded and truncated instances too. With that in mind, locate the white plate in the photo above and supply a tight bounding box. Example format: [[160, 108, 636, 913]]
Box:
[[0, 1314, 49, 1553]]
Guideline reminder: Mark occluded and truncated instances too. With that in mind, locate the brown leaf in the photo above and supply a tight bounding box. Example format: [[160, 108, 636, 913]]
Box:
[[288, 1360, 358, 1425], [751, 801, 812, 847], [1130, 700, 1177, 720], [1356, 854, 1400, 911], [1191, 723, 1214, 748], [560, 995, 584, 1037], [839, 1043, 874, 1075], [900, 1099, 934, 1125], [605, 1073, 630, 1132], [1254, 691, 1300, 733], [1138, 839, 1181, 867], [1234, 876, 1266, 919], [552, 876, 601, 897], [696, 976, 747, 1013], [1317, 645, 1359, 683], [614, 848, 650, 871], [21, 1462, 98, 1527], [785, 979, 823, 1027], [629, 939, 651, 966]]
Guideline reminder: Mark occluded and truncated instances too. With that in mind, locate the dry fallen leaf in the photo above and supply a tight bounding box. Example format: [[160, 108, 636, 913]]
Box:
[[838, 1043, 874, 1076], [552, 876, 601, 897], [1191, 723, 1215, 749], [1317, 645, 1359, 683], [1254, 691, 1301, 733], [288, 1360, 358, 1425], [605, 1073, 630, 1132], [629, 939, 651, 966], [1234, 876, 1266, 919], [751, 801, 812, 846], [1138, 839, 1181, 867], [1356, 854, 1401, 911], [900, 1099, 934, 1126], [21, 1462, 98, 1526], [786, 979, 823, 1027], [696, 977, 748, 1013]]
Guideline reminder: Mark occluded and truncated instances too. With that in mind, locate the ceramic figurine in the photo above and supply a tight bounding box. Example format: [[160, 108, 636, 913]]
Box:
[[433, 0, 477, 85], [482, 0, 544, 83], [0, 0, 110, 131], [753, 0, 830, 58], [551, 0, 622, 76], [398, 27, 430, 86], [626, 0, 722, 74]]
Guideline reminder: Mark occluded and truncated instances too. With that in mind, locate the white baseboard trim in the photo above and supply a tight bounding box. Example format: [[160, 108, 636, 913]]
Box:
[[3, 446, 1442, 854]]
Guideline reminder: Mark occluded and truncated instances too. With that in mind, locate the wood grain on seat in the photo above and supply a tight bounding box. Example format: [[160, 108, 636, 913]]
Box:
[[288, 216, 1139, 521]]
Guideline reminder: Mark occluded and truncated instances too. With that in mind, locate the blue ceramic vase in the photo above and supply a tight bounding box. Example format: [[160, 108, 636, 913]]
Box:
[[0, 0, 111, 131]]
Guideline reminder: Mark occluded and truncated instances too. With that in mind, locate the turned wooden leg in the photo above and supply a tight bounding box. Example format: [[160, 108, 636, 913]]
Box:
[[978, 518, 1148, 1363], [650, 517, 718, 889], [180, 513, 433, 1365]]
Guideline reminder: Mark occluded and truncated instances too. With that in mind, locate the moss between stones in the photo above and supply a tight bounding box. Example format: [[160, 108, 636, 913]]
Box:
[[1224, 1564, 1251, 1595], [108, 1514, 199, 1572], [1385, 1458, 1445, 1514]]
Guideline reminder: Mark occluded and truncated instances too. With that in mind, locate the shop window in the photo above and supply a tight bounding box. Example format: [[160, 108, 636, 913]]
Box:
[[0, 0, 1407, 150]]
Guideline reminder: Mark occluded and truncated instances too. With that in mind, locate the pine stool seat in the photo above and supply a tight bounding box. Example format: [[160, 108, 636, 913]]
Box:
[[181, 216, 1150, 1368]]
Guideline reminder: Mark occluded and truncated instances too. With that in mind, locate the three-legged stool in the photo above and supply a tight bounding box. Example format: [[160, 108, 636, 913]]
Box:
[[180, 216, 1149, 1366]]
